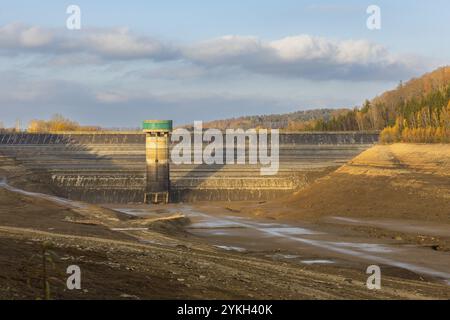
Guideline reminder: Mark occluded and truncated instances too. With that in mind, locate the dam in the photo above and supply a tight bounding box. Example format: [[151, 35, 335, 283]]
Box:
[[0, 132, 379, 203]]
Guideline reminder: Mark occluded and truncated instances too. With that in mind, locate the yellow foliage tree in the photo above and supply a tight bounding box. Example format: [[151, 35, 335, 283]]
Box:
[[27, 114, 100, 133]]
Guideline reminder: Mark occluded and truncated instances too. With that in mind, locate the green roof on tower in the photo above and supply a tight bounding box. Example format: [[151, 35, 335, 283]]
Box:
[[142, 120, 173, 132]]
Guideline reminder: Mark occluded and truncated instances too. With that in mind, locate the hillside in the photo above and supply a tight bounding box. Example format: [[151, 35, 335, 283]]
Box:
[[303, 66, 450, 136], [372, 66, 450, 109], [200, 108, 350, 130], [248, 143, 450, 222], [197, 67, 450, 141]]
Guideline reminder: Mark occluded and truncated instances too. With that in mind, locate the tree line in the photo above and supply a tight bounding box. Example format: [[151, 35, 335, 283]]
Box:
[[312, 85, 450, 140], [27, 114, 102, 132]]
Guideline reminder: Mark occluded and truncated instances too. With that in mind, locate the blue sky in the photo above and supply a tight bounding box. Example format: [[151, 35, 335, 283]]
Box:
[[0, 0, 448, 127]]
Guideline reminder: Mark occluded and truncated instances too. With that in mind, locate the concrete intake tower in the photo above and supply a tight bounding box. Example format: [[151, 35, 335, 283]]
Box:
[[142, 120, 173, 204]]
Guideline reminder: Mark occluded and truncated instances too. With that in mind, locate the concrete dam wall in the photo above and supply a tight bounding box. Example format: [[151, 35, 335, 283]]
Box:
[[0, 132, 379, 203]]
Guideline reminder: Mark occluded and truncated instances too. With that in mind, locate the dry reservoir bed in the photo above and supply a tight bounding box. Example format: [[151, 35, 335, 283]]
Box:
[[0, 143, 449, 299]]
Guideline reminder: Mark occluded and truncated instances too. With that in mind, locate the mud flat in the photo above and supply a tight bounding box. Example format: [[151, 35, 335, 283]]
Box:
[[0, 176, 449, 299], [110, 204, 450, 288], [186, 143, 450, 293], [1, 142, 449, 299]]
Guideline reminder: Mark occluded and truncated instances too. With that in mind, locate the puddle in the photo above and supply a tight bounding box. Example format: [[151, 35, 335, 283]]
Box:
[[189, 220, 243, 229], [263, 227, 320, 236], [301, 260, 335, 265], [207, 230, 231, 236], [332, 217, 360, 223], [270, 254, 300, 259], [186, 209, 321, 239], [183, 207, 450, 285], [330, 242, 394, 253], [101, 205, 450, 286], [214, 245, 247, 252], [111, 227, 149, 231]]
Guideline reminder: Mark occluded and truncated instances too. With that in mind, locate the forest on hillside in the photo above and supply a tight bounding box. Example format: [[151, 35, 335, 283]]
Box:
[[203, 66, 450, 143], [314, 66, 450, 143], [201, 108, 350, 131]]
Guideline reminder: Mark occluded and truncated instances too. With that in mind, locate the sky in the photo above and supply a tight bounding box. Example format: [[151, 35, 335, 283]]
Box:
[[0, 0, 449, 127]]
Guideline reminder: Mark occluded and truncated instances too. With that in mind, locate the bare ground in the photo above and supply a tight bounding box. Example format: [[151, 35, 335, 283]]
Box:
[[211, 144, 450, 248], [222, 144, 449, 221], [0, 144, 450, 299]]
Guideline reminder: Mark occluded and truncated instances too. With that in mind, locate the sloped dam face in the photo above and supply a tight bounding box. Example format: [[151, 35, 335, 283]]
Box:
[[0, 133, 378, 203]]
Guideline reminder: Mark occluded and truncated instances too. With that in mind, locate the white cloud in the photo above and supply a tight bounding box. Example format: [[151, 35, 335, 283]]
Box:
[[80, 27, 178, 60], [270, 35, 334, 61], [0, 23, 424, 81], [184, 35, 269, 65], [186, 35, 420, 80], [0, 23, 178, 61], [0, 23, 53, 49]]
